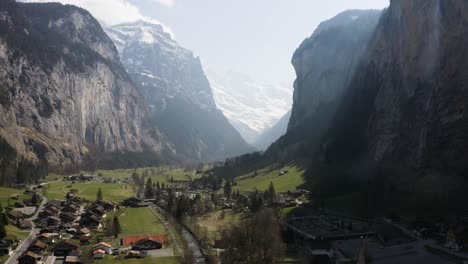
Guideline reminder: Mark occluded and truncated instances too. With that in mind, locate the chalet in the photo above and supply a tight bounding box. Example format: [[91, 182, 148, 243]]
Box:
[[121, 197, 143, 207], [37, 233, 59, 244], [79, 235, 91, 245], [122, 235, 168, 248], [18, 251, 43, 264], [92, 242, 112, 254], [96, 200, 116, 211], [62, 203, 80, 214], [19, 220, 33, 230], [8, 210, 24, 220], [79, 227, 91, 236], [28, 240, 48, 253], [93, 249, 106, 259], [132, 237, 163, 250], [80, 214, 101, 229], [52, 240, 79, 256], [0, 239, 13, 256], [48, 199, 65, 208], [10, 194, 19, 200], [46, 216, 61, 227], [89, 205, 106, 217], [60, 213, 76, 224], [44, 203, 60, 213]]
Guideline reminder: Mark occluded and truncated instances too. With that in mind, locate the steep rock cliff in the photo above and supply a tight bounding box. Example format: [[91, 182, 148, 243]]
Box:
[[320, 0, 468, 203], [266, 10, 381, 161], [0, 1, 163, 170]]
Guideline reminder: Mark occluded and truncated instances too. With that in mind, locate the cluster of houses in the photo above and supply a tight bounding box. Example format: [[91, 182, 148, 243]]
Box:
[[16, 199, 117, 264]]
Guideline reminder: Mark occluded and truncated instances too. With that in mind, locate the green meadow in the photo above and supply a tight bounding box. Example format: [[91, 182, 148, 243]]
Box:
[[233, 165, 305, 193]]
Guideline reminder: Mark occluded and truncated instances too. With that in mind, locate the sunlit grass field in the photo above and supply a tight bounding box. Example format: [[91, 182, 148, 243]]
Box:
[[44, 180, 134, 202], [233, 165, 305, 193]]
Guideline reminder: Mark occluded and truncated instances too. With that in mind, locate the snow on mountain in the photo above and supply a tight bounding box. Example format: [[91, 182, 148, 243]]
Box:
[[105, 20, 216, 111], [105, 21, 253, 161], [208, 70, 293, 144]]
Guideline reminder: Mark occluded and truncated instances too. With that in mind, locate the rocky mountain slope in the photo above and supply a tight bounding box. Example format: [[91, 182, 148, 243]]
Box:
[[254, 110, 291, 150], [208, 70, 292, 144], [105, 21, 253, 161], [0, 1, 165, 171], [266, 10, 382, 162], [315, 0, 468, 209]]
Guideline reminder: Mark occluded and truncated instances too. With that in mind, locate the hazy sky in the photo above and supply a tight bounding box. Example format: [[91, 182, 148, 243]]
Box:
[[25, 0, 389, 86]]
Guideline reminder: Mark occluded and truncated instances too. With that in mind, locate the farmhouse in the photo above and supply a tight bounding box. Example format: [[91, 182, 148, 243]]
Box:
[[132, 237, 163, 250], [122, 235, 168, 248], [122, 197, 144, 207]]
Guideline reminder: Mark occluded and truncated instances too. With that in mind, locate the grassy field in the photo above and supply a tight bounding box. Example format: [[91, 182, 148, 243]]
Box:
[[93, 167, 204, 185], [119, 207, 167, 236], [94, 256, 182, 264], [44, 181, 134, 202], [233, 165, 305, 193], [5, 224, 28, 241], [0, 187, 30, 207], [195, 209, 243, 240]]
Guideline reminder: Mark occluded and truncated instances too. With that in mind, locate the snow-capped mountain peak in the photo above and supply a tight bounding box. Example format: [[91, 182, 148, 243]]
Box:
[[207, 69, 293, 144]]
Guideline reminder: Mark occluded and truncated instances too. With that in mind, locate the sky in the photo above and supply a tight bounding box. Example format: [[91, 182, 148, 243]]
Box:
[[24, 0, 389, 87]]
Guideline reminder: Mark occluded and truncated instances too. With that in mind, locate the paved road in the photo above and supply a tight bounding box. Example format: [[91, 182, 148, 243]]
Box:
[[148, 205, 182, 255], [5, 195, 48, 264], [150, 204, 205, 263]]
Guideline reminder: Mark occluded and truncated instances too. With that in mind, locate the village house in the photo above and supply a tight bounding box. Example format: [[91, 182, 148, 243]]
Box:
[[59, 213, 76, 224], [62, 203, 80, 214], [52, 240, 79, 256], [122, 235, 168, 249], [18, 251, 43, 264], [121, 197, 144, 207], [7, 210, 24, 221], [45, 216, 61, 227], [27, 240, 48, 253], [19, 220, 33, 230], [96, 200, 116, 211], [93, 249, 106, 259], [80, 214, 101, 229], [132, 237, 163, 250], [37, 233, 59, 244], [92, 242, 112, 255], [0, 239, 13, 256]]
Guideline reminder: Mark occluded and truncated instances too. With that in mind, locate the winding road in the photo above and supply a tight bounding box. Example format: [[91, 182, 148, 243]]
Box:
[[5, 195, 48, 264]]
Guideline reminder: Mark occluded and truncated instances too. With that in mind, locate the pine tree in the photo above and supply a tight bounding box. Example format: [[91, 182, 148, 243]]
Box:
[[0, 203, 5, 239], [145, 178, 154, 199], [224, 180, 232, 199], [113, 216, 121, 236], [96, 187, 103, 201]]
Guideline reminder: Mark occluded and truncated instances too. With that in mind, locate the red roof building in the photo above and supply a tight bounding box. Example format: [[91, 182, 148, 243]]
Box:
[[122, 235, 168, 247]]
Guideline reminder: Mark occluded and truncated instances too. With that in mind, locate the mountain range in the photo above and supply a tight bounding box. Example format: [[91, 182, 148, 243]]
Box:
[[105, 21, 253, 162], [0, 1, 252, 174], [208, 70, 292, 146]]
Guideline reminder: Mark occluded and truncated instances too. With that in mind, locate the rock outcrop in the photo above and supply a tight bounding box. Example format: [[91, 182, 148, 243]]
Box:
[[0, 1, 163, 170]]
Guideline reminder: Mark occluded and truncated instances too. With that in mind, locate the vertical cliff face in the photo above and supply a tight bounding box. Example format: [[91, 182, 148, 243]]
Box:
[[266, 10, 381, 161], [316, 0, 468, 205], [0, 1, 162, 170], [105, 21, 253, 161], [289, 10, 381, 130]]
